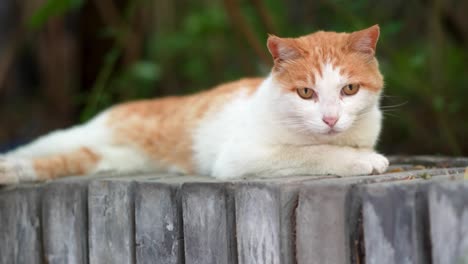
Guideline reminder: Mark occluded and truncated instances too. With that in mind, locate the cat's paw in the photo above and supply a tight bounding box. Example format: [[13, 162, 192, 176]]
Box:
[[0, 158, 35, 184], [0, 159, 19, 184], [345, 152, 389, 176]]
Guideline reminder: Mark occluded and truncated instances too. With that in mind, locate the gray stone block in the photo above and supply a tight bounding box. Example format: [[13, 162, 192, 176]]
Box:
[[0, 186, 42, 264], [429, 181, 468, 264], [181, 183, 234, 264], [296, 183, 359, 264], [42, 182, 88, 264], [389, 155, 468, 167], [235, 183, 281, 264], [182, 183, 234, 264], [0, 157, 465, 264], [88, 180, 135, 264], [363, 182, 431, 264], [265, 178, 330, 264], [135, 182, 182, 264]]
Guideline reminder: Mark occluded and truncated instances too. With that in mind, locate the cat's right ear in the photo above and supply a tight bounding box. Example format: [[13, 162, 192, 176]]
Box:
[[348, 25, 380, 56], [267, 35, 300, 62]]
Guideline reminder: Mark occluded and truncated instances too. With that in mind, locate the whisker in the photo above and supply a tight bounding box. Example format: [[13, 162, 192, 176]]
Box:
[[380, 94, 403, 98], [381, 109, 402, 113], [381, 112, 399, 118], [380, 101, 408, 109]]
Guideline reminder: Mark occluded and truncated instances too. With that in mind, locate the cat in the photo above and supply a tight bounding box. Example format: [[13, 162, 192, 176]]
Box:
[[0, 25, 388, 184]]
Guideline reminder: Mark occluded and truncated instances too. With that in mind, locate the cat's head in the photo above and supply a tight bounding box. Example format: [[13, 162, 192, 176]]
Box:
[[266, 25, 383, 136]]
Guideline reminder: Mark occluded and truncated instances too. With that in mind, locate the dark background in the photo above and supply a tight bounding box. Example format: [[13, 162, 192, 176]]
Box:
[[0, 0, 467, 155]]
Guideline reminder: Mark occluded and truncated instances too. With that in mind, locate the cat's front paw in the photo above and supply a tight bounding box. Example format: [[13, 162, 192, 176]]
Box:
[[346, 152, 389, 176]]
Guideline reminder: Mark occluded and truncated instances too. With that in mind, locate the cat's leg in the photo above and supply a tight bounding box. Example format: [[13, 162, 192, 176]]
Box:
[[0, 115, 155, 184], [0, 144, 154, 184], [211, 143, 389, 179], [4, 121, 101, 160], [0, 147, 101, 184], [0, 119, 104, 183]]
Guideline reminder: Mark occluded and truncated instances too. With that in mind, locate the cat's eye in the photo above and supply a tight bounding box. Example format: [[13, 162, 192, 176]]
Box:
[[297, 88, 315, 99], [342, 83, 360, 96]]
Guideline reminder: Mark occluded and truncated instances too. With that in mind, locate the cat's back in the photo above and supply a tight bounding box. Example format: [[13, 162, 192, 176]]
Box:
[[108, 77, 263, 122], [104, 77, 264, 173]]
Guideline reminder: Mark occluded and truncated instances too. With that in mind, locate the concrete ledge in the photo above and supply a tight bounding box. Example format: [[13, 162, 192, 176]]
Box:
[[429, 182, 468, 264], [0, 156, 466, 264]]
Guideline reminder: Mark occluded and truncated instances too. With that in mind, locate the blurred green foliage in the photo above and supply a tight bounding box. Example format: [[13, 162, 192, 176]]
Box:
[[29, 0, 468, 155], [28, 0, 84, 29]]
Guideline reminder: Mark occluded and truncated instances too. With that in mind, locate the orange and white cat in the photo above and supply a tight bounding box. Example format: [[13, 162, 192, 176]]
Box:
[[0, 25, 388, 184]]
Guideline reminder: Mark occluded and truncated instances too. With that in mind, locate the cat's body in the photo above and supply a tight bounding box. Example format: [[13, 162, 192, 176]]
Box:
[[0, 25, 389, 184]]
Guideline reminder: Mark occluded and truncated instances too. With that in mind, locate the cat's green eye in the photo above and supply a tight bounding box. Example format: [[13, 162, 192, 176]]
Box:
[[297, 88, 315, 99], [342, 83, 360, 96]]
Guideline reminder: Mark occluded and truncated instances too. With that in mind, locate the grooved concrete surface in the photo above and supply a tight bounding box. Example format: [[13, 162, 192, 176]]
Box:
[[0, 156, 466, 264]]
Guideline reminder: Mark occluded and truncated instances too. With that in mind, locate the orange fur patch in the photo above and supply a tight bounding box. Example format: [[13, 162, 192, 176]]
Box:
[[107, 78, 263, 173], [269, 27, 383, 93], [33, 147, 101, 180]]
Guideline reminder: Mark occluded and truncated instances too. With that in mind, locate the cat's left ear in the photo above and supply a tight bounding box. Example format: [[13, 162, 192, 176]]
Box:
[[348, 25, 380, 55], [267, 35, 301, 61]]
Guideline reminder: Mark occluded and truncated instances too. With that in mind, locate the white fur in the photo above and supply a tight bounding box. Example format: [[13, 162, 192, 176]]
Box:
[[193, 63, 387, 179]]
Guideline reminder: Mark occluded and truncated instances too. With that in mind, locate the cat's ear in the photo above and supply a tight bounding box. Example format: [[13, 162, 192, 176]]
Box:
[[348, 25, 380, 55], [267, 35, 301, 61]]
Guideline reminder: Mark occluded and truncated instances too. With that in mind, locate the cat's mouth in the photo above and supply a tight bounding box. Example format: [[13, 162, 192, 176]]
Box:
[[325, 128, 340, 135]]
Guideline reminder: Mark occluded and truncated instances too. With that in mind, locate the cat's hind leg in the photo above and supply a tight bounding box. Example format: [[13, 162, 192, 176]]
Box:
[[0, 117, 106, 184], [0, 112, 159, 184], [0, 158, 36, 184], [0, 144, 156, 184], [3, 113, 108, 160], [0, 114, 109, 183], [0, 147, 101, 184]]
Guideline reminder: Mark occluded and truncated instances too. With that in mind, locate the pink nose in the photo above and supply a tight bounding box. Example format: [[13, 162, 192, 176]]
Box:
[[322, 116, 338, 127]]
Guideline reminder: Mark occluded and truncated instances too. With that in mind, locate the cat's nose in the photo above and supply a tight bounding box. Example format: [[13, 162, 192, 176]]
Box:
[[322, 116, 338, 127]]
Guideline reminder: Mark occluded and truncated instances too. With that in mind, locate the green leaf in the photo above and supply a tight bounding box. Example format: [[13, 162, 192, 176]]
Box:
[[28, 0, 85, 29], [129, 61, 161, 82]]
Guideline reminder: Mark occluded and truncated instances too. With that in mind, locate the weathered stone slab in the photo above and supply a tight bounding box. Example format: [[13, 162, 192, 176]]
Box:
[[0, 156, 465, 264], [429, 181, 468, 264], [181, 182, 234, 264], [42, 182, 88, 264], [0, 186, 42, 264], [389, 155, 468, 167], [132, 175, 224, 264], [293, 167, 463, 264], [277, 182, 307, 264], [269, 177, 335, 264], [344, 167, 463, 184], [296, 183, 359, 264], [134, 182, 182, 264], [363, 182, 431, 264], [235, 183, 281, 264], [88, 180, 135, 264]]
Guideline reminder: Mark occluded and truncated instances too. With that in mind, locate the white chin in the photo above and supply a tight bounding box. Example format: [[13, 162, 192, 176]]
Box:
[[326, 130, 340, 135], [321, 126, 348, 135], [309, 128, 338, 136]]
